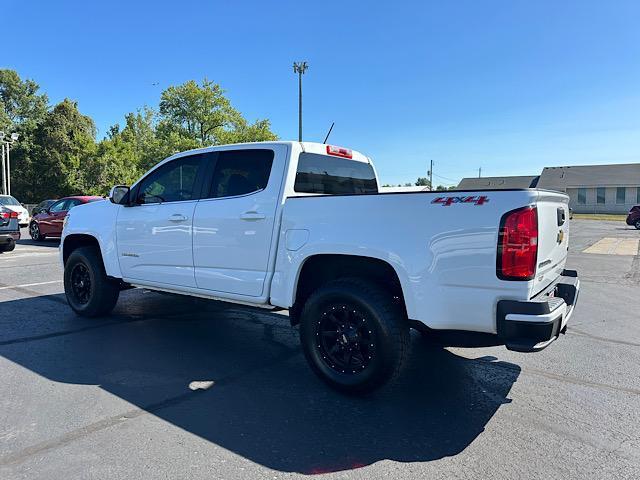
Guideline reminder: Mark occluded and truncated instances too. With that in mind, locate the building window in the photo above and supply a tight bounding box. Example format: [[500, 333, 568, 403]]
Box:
[[596, 187, 605, 204], [577, 188, 586, 205], [616, 187, 626, 204]]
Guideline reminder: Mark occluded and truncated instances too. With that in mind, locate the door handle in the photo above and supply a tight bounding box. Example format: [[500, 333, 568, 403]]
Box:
[[168, 214, 188, 222], [240, 211, 266, 221]]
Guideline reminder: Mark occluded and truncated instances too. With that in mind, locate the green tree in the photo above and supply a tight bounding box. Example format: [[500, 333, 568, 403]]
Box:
[[415, 177, 431, 188], [32, 99, 97, 199], [0, 69, 48, 131], [0, 69, 49, 202], [159, 78, 276, 147], [2, 72, 280, 200]]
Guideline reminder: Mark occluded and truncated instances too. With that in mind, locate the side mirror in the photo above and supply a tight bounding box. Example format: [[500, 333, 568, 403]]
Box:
[[109, 185, 130, 205]]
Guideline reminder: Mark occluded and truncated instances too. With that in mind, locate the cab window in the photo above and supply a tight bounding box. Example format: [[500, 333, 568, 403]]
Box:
[[206, 149, 273, 199], [137, 155, 202, 204], [49, 200, 70, 213]]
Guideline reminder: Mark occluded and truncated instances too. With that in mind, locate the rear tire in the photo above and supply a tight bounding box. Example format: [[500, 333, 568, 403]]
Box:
[[0, 239, 15, 252], [635, 220, 640, 230], [299, 278, 410, 394], [64, 246, 120, 317]]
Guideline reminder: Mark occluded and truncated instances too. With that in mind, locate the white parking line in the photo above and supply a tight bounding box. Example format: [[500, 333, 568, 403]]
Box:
[[0, 280, 62, 290], [0, 251, 59, 260]]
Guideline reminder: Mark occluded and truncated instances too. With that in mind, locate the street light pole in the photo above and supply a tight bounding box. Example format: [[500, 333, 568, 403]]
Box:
[[293, 61, 308, 142], [0, 132, 18, 195], [0, 144, 4, 195], [0, 132, 5, 195], [6, 141, 10, 195]]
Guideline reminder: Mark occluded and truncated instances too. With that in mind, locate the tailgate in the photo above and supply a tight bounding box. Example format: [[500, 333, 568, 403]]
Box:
[[532, 190, 570, 296]]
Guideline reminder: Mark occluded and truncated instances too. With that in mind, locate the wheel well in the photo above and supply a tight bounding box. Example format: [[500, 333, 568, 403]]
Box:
[[290, 254, 406, 325], [62, 234, 101, 265]]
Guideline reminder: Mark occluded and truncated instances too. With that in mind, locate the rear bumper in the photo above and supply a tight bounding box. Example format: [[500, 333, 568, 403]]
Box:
[[497, 269, 579, 352], [0, 232, 20, 244]]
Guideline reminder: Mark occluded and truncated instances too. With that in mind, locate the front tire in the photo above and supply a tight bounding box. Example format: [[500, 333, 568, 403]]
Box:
[[635, 220, 640, 230], [64, 246, 120, 317], [29, 222, 44, 241], [299, 278, 410, 394]]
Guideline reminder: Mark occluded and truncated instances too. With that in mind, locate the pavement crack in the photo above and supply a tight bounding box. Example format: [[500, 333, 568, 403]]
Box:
[[568, 327, 640, 348]]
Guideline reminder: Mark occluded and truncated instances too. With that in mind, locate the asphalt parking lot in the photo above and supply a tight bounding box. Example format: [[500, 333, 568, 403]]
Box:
[[1, 220, 639, 479]]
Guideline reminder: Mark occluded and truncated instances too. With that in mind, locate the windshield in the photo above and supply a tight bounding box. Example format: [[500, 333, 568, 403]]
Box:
[[0, 195, 20, 206]]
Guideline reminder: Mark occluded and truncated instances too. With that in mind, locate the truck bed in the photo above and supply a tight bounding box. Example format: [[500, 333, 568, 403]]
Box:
[[271, 189, 570, 335]]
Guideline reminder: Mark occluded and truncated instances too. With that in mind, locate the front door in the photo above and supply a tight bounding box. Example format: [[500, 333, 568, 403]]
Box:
[[116, 154, 204, 288], [39, 199, 69, 236], [193, 146, 285, 297]]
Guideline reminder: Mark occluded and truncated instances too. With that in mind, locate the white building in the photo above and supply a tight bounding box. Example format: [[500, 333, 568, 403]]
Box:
[[458, 163, 640, 214]]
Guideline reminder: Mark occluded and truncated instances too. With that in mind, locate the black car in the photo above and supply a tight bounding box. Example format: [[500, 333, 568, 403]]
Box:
[[32, 199, 57, 217], [0, 205, 21, 252]]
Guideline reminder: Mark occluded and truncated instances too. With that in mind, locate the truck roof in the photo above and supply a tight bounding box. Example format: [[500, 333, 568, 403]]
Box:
[[164, 141, 372, 165]]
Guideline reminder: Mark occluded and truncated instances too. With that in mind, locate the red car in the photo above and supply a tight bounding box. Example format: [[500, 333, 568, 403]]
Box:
[[626, 205, 640, 230], [29, 196, 103, 240]]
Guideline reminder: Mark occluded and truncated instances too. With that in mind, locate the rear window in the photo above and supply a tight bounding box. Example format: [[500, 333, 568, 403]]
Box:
[[0, 196, 20, 206], [294, 153, 378, 195]]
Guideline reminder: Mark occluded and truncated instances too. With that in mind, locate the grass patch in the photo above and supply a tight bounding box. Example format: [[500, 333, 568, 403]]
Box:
[[572, 214, 627, 221]]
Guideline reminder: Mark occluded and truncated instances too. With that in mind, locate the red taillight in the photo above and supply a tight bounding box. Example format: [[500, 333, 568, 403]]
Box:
[[0, 211, 18, 219], [326, 145, 353, 159], [497, 206, 538, 280]]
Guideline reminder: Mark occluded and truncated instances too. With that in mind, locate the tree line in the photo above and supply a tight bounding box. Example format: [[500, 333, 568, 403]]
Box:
[[382, 177, 457, 190], [0, 70, 277, 203]]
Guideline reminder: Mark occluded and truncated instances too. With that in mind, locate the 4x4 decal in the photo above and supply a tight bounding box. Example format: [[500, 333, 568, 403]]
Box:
[[431, 195, 489, 206]]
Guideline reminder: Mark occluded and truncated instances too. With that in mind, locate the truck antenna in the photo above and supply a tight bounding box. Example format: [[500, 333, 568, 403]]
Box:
[[323, 122, 335, 144]]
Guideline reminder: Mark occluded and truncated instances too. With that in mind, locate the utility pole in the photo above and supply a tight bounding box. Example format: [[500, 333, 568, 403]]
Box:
[[428, 159, 433, 191], [478, 167, 482, 178], [293, 61, 308, 142]]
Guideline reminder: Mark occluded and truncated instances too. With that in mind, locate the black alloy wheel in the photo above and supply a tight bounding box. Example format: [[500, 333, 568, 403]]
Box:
[[316, 303, 375, 374], [70, 263, 92, 305]]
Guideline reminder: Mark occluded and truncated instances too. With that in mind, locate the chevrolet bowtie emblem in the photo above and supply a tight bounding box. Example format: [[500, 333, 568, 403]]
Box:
[[557, 230, 564, 244]]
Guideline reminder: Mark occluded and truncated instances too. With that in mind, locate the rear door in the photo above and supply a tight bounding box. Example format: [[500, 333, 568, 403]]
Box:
[[192, 145, 287, 297], [532, 191, 571, 295]]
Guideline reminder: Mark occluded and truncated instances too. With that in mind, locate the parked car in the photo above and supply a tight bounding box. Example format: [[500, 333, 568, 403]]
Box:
[[626, 205, 640, 229], [30, 196, 103, 240], [61, 141, 579, 394], [32, 199, 57, 217], [0, 194, 30, 227], [0, 205, 21, 252]]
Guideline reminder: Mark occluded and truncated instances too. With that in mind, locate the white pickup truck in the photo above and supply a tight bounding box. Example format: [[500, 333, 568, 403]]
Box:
[[61, 141, 579, 393]]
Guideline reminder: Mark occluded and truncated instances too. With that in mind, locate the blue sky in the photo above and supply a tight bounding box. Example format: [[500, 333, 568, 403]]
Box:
[[5, 0, 640, 186]]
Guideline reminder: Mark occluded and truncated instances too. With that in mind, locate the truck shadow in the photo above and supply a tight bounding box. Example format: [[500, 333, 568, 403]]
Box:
[[0, 291, 520, 474]]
